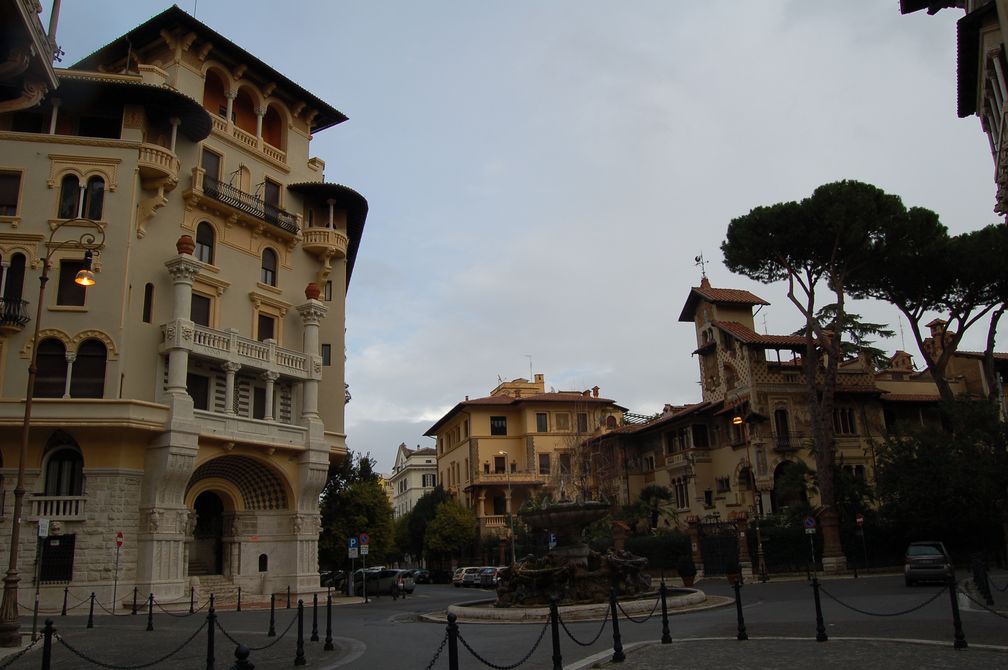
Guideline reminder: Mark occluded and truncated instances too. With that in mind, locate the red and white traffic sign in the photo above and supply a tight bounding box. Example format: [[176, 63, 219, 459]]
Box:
[[855, 513, 864, 528], [115, 531, 124, 548], [359, 533, 370, 546]]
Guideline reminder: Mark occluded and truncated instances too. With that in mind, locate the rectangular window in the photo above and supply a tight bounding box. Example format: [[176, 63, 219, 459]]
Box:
[[187, 373, 210, 410], [492, 496, 506, 515], [0, 172, 21, 216], [577, 412, 588, 433], [321, 343, 332, 366], [201, 148, 221, 181], [56, 260, 87, 306], [704, 490, 714, 507], [493, 456, 506, 474], [644, 455, 655, 471], [833, 407, 857, 435], [536, 412, 548, 432], [323, 280, 332, 301], [191, 293, 211, 327], [257, 314, 275, 342], [691, 424, 710, 448], [559, 453, 572, 474], [555, 413, 570, 431], [538, 453, 551, 475], [252, 387, 267, 420], [490, 416, 507, 436], [142, 283, 154, 323], [716, 476, 731, 493]]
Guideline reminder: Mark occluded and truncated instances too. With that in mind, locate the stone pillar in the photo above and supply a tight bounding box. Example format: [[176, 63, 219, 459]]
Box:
[[164, 247, 200, 397], [735, 511, 752, 571], [48, 98, 60, 134], [224, 91, 235, 125], [255, 106, 264, 142], [61, 351, 76, 398], [169, 117, 180, 153], [296, 293, 327, 420], [222, 362, 241, 415], [262, 371, 279, 421], [686, 516, 703, 575]]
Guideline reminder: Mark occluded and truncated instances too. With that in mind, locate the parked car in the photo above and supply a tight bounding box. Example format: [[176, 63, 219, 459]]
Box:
[[905, 541, 954, 586], [319, 569, 346, 589], [452, 567, 467, 587], [410, 569, 431, 584], [352, 567, 404, 596], [479, 566, 505, 588], [462, 566, 485, 587], [391, 569, 416, 595]]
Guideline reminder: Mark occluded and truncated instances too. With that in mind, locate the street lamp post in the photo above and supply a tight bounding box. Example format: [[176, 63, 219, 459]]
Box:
[[0, 218, 105, 647], [497, 451, 517, 565], [733, 414, 768, 583]]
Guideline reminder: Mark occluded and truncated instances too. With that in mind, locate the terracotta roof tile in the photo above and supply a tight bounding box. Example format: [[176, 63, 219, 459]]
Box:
[[678, 282, 768, 322], [712, 321, 807, 348], [881, 393, 942, 403]]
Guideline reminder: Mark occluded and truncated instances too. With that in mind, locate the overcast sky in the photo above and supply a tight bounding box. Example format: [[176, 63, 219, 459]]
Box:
[[54, 2, 1000, 473]]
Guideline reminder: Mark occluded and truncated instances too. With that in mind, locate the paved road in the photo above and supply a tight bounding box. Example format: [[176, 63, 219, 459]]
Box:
[[0, 572, 1004, 668]]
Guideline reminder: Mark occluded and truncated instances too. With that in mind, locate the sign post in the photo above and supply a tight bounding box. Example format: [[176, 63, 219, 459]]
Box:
[[31, 520, 49, 641], [359, 533, 370, 603], [347, 536, 359, 596], [112, 532, 123, 615], [856, 513, 868, 576]]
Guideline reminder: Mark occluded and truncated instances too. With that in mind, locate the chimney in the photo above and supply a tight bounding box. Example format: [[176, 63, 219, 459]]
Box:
[[592, 386, 600, 398], [465, 395, 469, 401]]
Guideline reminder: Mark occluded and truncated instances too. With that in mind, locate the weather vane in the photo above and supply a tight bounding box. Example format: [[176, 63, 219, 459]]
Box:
[[694, 253, 708, 279]]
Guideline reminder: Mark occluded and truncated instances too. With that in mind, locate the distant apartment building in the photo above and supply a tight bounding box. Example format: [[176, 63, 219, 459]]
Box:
[[426, 374, 625, 539], [389, 443, 437, 518], [0, 4, 367, 612]]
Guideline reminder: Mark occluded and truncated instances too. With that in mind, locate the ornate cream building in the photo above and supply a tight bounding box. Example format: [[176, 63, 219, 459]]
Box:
[[389, 443, 437, 519], [0, 5, 366, 612], [426, 374, 625, 539]]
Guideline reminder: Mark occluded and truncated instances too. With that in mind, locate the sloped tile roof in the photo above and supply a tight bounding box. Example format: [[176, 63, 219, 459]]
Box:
[[712, 321, 807, 348], [679, 282, 769, 322]]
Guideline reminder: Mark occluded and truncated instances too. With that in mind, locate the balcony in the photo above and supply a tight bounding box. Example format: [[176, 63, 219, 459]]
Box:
[[137, 143, 180, 190], [302, 227, 349, 261], [479, 515, 509, 531], [161, 320, 318, 381], [771, 433, 806, 452], [0, 298, 30, 335], [470, 471, 549, 488], [27, 495, 86, 521], [184, 168, 299, 239]]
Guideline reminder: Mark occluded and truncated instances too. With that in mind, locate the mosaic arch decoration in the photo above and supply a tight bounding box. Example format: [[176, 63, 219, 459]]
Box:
[[185, 455, 289, 511]]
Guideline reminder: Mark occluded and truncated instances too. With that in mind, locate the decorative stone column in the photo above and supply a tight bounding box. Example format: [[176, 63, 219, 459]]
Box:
[[224, 91, 235, 125], [222, 362, 241, 415], [61, 351, 76, 398], [254, 106, 264, 142], [296, 289, 327, 420], [262, 371, 279, 421], [164, 240, 201, 397]]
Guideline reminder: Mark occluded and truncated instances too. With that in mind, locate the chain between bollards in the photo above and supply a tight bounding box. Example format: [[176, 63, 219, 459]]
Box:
[[447, 612, 459, 670], [609, 587, 625, 663], [294, 599, 306, 666], [733, 578, 748, 640], [948, 579, 968, 649], [549, 597, 562, 670], [324, 592, 334, 651], [206, 594, 216, 670], [86, 592, 95, 629], [267, 593, 276, 636], [811, 576, 828, 642], [659, 581, 671, 644], [311, 593, 319, 641]]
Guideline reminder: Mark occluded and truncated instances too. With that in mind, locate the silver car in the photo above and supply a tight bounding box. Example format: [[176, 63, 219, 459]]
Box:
[[904, 541, 953, 586]]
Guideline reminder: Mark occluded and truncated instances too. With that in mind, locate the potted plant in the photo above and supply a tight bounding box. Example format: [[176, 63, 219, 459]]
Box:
[[677, 555, 697, 587]]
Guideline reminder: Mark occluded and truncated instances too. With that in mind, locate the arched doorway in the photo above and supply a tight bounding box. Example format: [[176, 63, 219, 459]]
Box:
[[771, 460, 808, 514], [189, 491, 224, 575]]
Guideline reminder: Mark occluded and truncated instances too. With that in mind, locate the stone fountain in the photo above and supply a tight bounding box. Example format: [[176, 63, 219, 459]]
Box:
[[493, 500, 651, 607]]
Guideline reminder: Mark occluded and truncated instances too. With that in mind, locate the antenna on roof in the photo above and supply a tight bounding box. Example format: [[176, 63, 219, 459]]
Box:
[[525, 354, 533, 381], [762, 313, 768, 335], [694, 253, 708, 279], [898, 316, 906, 351]]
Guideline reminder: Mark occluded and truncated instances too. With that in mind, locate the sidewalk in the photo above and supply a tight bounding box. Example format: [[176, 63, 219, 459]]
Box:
[[571, 637, 1008, 670]]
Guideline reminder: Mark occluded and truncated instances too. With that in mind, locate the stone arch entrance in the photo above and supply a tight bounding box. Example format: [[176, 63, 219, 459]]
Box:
[[771, 460, 808, 514], [190, 491, 225, 575]]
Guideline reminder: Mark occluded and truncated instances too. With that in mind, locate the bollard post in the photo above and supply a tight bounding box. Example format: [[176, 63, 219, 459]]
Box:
[[549, 597, 562, 670], [61, 587, 68, 617], [232, 644, 253, 670], [659, 581, 671, 644], [190, 586, 195, 614], [287, 585, 291, 609], [447, 612, 459, 670], [42, 619, 54, 670], [132, 587, 138, 615], [311, 592, 319, 641], [608, 587, 625, 663], [87, 592, 95, 629], [294, 599, 306, 666], [206, 594, 216, 670], [733, 579, 748, 640], [324, 592, 334, 651], [811, 577, 827, 642], [267, 593, 276, 637], [237, 585, 242, 612], [948, 579, 968, 650], [147, 593, 154, 632]]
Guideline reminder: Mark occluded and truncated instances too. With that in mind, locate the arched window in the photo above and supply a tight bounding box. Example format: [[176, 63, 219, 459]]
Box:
[[1, 252, 27, 326], [69, 339, 106, 398], [195, 222, 215, 264], [233, 88, 257, 135], [258, 554, 268, 572], [58, 175, 80, 218], [57, 174, 104, 220], [34, 338, 67, 398], [262, 104, 284, 149], [260, 248, 277, 286], [44, 448, 83, 496], [202, 70, 228, 119]]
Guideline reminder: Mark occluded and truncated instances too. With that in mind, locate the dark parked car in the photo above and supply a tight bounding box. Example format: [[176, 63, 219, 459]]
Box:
[[391, 569, 416, 594], [319, 570, 346, 589], [905, 541, 954, 586], [408, 568, 431, 584], [352, 567, 404, 596], [479, 566, 504, 588]]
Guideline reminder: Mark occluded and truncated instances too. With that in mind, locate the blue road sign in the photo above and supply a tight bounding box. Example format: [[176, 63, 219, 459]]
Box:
[[359, 533, 370, 546], [348, 536, 358, 549], [804, 516, 817, 535]]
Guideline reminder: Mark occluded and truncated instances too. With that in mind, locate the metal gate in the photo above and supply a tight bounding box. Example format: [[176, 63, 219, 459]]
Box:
[[697, 519, 738, 576], [39, 534, 76, 583]]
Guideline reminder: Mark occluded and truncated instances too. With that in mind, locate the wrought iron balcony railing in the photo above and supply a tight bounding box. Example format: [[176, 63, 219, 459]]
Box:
[[202, 175, 299, 235], [0, 297, 30, 330]]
